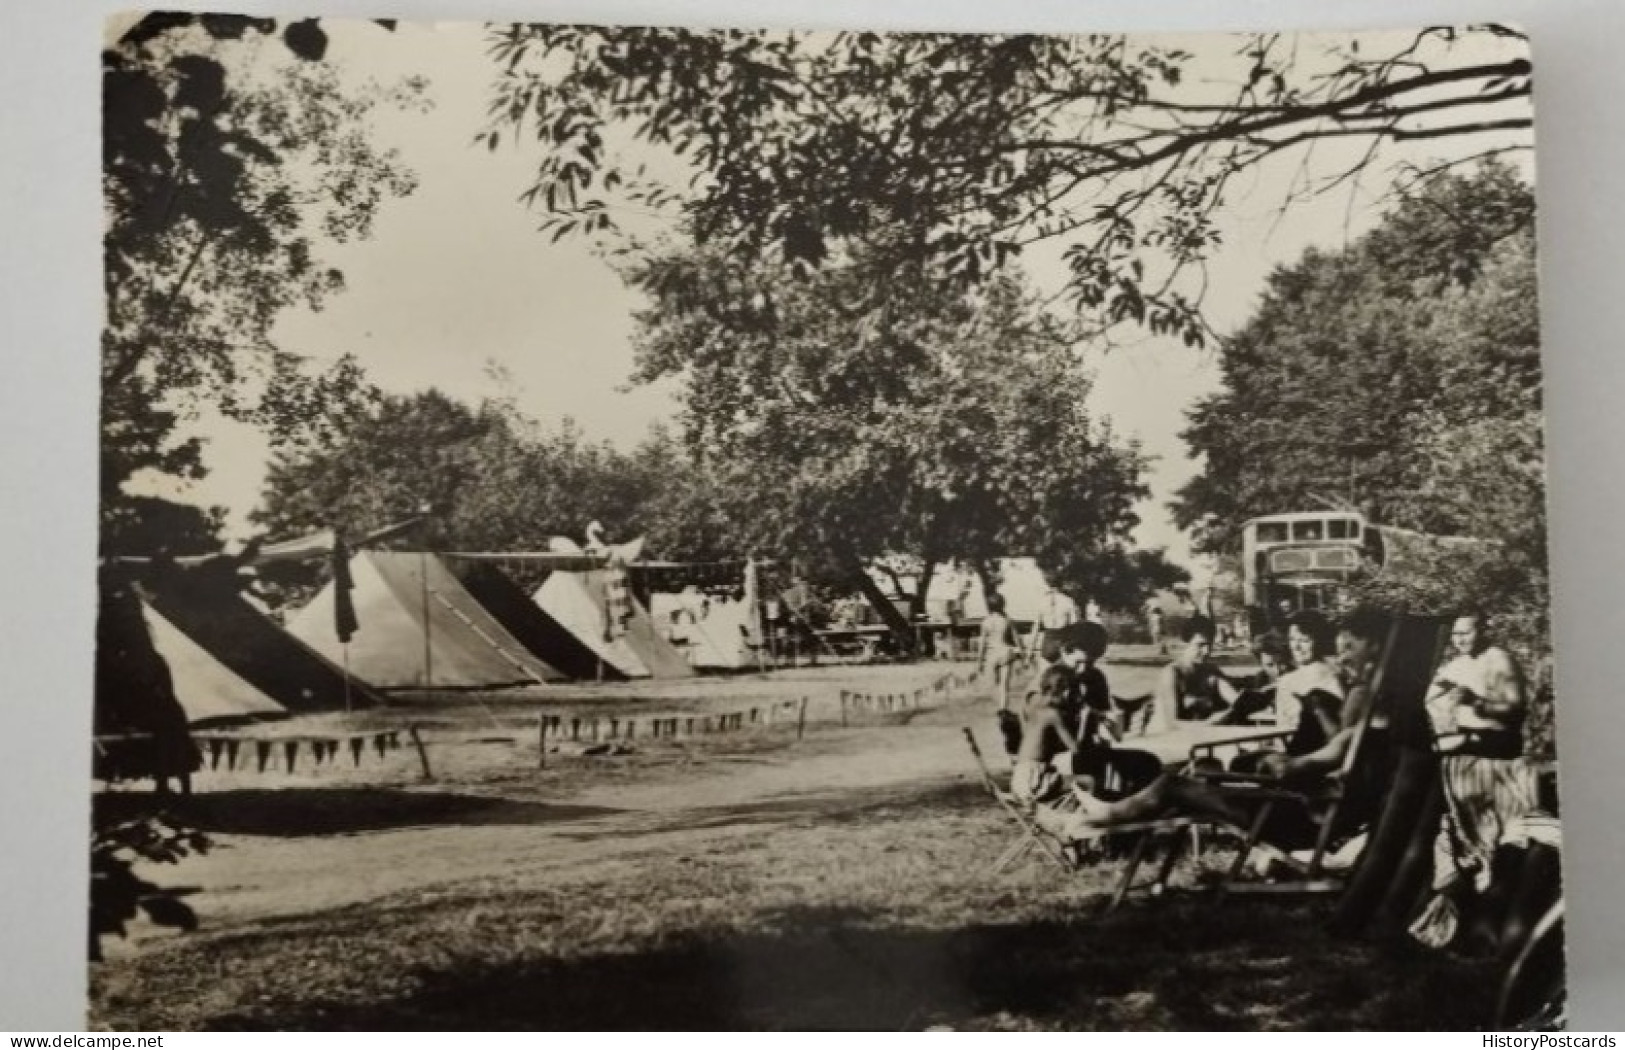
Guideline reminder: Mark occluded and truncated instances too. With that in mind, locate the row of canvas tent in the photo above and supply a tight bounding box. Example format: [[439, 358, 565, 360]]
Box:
[[98, 543, 765, 749], [287, 549, 698, 688]]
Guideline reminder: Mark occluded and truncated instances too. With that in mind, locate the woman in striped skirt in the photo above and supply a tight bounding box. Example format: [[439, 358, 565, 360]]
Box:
[[1411, 612, 1539, 950]]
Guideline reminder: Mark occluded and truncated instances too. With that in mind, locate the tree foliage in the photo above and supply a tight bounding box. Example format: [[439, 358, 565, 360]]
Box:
[[1172, 162, 1537, 548], [102, 14, 421, 531], [486, 24, 1531, 346], [624, 246, 1151, 613], [90, 812, 212, 961], [1174, 162, 1549, 680], [251, 390, 732, 596]]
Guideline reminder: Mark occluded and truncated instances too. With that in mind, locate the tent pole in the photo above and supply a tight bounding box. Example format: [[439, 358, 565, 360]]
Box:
[[342, 642, 352, 714], [419, 549, 433, 687]]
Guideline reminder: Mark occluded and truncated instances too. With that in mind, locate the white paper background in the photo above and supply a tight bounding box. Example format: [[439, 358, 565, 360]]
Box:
[[3, 0, 1621, 1031]]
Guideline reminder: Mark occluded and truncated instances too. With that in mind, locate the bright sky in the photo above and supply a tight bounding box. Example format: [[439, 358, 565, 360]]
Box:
[[130, 21, 1532, 574]]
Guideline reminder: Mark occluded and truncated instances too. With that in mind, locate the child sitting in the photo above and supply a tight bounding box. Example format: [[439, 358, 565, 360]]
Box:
[[1010, 665, 1084, 805]]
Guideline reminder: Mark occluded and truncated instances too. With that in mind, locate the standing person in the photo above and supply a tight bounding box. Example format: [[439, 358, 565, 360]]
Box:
[[978, 592, 1022, 713], [1145, 598, 1166, 654]]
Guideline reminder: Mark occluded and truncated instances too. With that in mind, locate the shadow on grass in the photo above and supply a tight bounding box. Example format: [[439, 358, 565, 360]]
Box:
[[201, 900, 1499, 1031], [552, 778, 981, 841], [94, 788, 623, 838]]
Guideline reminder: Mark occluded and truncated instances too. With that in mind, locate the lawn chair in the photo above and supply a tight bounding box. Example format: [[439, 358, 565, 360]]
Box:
[[1192, 616, 1415, 897], [963, 726, 1075, 874], [963, 727, 1198, 912]]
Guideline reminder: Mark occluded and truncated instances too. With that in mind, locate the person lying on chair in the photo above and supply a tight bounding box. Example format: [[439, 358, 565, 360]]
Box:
[[1037, 610, 1383, 848]]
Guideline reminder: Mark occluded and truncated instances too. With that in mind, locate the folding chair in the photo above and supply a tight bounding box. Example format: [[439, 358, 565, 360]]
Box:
[[963, 726, 1074, 874], [963, 727, 1198, 912]]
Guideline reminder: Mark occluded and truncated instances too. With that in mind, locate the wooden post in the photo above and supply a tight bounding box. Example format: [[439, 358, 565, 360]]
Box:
[[796, 696, 809, 741], [538, 716, 547, 768], [408, 724, 433, 781], [840, 690, 848, 727]]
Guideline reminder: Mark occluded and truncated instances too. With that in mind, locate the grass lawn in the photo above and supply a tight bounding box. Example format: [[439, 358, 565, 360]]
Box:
[[90, 776, 1498, 1031]]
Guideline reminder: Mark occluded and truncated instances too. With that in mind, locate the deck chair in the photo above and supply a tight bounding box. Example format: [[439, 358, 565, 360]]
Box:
[[1192, 616, 1414, 897], [963, 726, 1075, 874], [962, 727, 1198, 911]]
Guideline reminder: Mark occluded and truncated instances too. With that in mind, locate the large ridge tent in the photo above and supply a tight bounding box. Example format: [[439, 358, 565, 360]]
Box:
[[289, 550, 568, 689], [445, 558, 627, 681], [145, 572, 383, 714], [533, 539, 695, 680]]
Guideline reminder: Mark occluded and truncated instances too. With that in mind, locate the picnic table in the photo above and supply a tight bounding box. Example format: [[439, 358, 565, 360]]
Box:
[[1119, 720, 1284, 767]]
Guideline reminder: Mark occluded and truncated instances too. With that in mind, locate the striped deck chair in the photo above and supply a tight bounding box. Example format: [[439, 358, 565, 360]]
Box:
[[1195, 615, 1450, 897]]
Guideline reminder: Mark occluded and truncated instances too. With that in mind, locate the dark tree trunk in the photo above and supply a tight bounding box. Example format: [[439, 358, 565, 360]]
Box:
[[850, 561, 916, 655]]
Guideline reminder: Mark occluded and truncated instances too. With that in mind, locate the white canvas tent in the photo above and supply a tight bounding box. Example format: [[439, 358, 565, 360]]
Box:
[[922, 558, 1055, 623], [649, 588, 763, 671], [141, 603, 288, 726], [289, 550, 568, 689], [532, 538, 695, 680]]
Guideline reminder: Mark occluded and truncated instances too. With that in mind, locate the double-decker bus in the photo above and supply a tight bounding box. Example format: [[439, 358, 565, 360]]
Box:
[[1240, 510, 1491, 631], [1241, 510, 1368, 626]]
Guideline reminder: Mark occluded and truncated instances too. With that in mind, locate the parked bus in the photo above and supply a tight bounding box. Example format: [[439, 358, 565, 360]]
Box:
[[1241, 510, 1368, 627], [1241, 510, 1489, 630]]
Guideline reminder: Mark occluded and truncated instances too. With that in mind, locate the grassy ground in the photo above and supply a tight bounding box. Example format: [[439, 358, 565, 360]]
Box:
[[88, 656, 1503, 1031], [90, 779, 1496, 1031]]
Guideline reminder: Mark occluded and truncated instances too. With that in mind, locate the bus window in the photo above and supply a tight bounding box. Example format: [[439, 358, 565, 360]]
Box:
[[1327, 517, 1358, 540], [1270, 549, 1314, 573], [1292, 519, 1324, 541], [1255, 522, 1289, 543]]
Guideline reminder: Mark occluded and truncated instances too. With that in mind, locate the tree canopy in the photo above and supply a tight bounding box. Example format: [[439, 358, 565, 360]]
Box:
[[622, 243, 1154, 615], [486, 24, 1531, 346], [250, 389, 734, 593], [102, 14, 421, 538], [1173, 161, 1548, 662]]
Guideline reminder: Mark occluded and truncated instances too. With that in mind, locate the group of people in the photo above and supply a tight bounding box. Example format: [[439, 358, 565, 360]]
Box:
[[979, 592, 1557, 959]]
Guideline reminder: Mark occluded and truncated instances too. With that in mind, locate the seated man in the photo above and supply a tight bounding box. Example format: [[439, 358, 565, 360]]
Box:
[[1051, 620, 1164, 797], [1039, 610, 1384, 850], [1147, 615, 1242, 733]]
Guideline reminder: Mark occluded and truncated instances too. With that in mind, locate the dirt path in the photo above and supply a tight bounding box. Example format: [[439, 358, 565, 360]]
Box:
[[117, 659, 1179, 950], [133, 704, 988, 941]]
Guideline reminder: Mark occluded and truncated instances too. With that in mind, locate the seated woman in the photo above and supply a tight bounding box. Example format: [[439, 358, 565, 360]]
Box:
[[1214, 632, 1292, 725], [1037, 610, 1375, 846], [1410, 611, 1539, 951]]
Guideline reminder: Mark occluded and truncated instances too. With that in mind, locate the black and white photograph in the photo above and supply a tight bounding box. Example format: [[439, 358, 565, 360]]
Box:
[[89, 13, 1565, 1030]]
